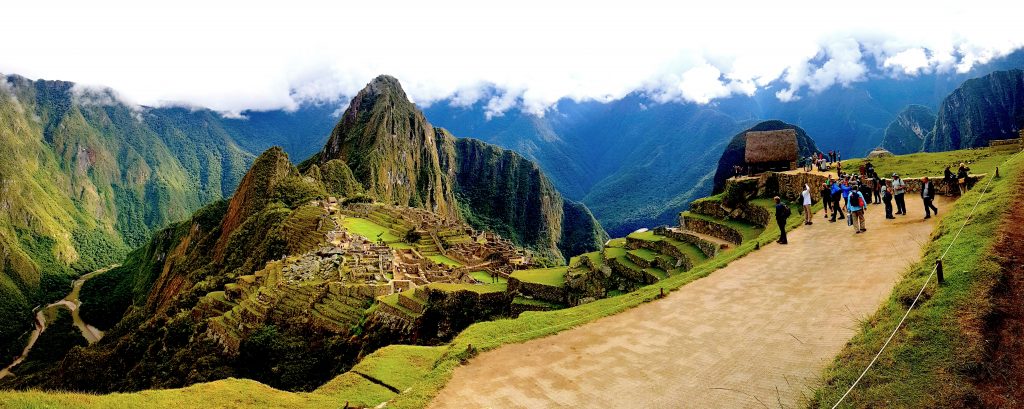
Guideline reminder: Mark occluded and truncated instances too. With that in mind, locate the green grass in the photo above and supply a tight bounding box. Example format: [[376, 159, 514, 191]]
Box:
[[512, 296, 563, 308], [810, 150, 1022, 407], [426, 254, 463, 267], [606, 238, 626, 248], [843, 146, 1015, 179], [346, 345, 446, 391], [427, 282, 508, 294], [468, 270, 507, 284], [341, 217, 401, 243], [510, 267, 568, 287], [627, 248, 657, 262]]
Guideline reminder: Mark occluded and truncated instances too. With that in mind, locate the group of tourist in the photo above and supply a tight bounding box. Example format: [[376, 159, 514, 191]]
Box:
[[773, 157, 977, 244]]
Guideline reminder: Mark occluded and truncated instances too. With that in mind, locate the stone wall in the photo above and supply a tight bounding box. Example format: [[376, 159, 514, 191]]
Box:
[[690, 200, 731, 219], [564, 267, 609, 306], [990, 138, 1022, 149], [680, 216, 743, 245], [899, 174, 985, 195], [508, 277, 566, 304], [658, 228, 721, 257]]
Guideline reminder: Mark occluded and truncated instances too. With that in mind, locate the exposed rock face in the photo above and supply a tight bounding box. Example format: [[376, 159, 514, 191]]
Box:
[[314, 76, 606, 263], [926, 69, 1024, 151], [882, 104, 935, 154], [318, 75, 457, 217], [711, 120, 821, 193]]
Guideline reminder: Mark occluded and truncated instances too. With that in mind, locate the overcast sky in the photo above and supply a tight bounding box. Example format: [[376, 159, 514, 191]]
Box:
[[2, 0, 1022, 116]]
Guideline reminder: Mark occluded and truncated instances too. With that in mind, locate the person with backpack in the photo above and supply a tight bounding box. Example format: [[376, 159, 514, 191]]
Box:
[[891, 173, 907, 215], [921, 177, 939, 219], [957, 162, 971, 195], [774, 196, 790, 244], [830, 180, 845, 222], [872, 174, 883, 204], [802, 184, 813, 225], [846, 184, 868, 233], [882, 179, 895, 219]]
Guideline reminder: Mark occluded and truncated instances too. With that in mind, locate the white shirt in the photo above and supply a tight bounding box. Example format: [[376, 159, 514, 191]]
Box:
[[802, 189, 812, 205]]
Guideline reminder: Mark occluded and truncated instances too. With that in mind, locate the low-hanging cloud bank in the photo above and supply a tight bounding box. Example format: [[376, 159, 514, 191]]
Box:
[[2, 0, 1022, 117]]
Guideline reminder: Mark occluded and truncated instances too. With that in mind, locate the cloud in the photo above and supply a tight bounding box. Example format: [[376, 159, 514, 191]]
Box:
[[0, 0, 1022, 116]]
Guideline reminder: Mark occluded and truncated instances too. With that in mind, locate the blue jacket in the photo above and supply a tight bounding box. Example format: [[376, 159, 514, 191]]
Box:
[[847, 191, 867, 212], [840, 184, 851, 199], [830, 183, 841, 196]]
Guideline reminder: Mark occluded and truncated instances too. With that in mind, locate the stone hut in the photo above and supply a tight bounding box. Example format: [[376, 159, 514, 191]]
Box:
[[744, 129, 798, 173], [866, 147, 894, 158]]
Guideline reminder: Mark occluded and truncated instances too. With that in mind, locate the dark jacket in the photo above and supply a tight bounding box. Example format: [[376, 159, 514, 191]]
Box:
[[957, 167, 970, 179], [921, 181, 935, 199], [775, 203, 788, 223]]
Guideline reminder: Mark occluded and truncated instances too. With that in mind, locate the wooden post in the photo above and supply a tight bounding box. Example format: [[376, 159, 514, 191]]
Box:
[[936, 259, 944, 284], [660, 288, 665, 298], [996, 167, 1000, 178]]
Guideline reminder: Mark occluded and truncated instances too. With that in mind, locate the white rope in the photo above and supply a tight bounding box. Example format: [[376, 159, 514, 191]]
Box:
[[831, 160, 1008, 408]]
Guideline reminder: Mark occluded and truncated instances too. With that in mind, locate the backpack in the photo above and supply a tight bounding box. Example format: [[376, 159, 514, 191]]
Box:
[[781, 204, 792, 219]]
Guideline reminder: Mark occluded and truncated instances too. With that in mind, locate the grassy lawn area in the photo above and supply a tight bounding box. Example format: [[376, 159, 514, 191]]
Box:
[[811, 151, 1022, 407], [843, 146, 1015, 179], [606, 238, 626, 248], [341, 217, 401, 242], [468, 270, 507, 284], [510, 267, 568, 287], [427, 282, 507, 294], [427, 254, 463, 267], [628, 248, 657, 262], [512, 296, 563, 308], [345, 345, 446, 392]]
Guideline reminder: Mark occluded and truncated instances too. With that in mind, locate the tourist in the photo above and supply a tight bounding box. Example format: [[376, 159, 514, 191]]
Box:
[[882, 179, 895, 219], [859, 180, 873, 207], [840, 178, 852, 209], [943, 165, 955, 195], [830, 180, 845, 222], [872, 173, 883, 204], [921, 177, 939, 219], [892, 173, 907, 215], [836, 160, 843, 177], [957, 162, 971, 195], [774, 196, 789, 244], [846, 184, 868, 233], [858, 163, 866, 177], [837, 150, 842, 162], [802, 184, 813, 225], [820, 181, 832, 219]]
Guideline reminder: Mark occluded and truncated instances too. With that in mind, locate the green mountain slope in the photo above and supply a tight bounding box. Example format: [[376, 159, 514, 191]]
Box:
[[314, 75, 606, 262], [926, 69, 1024, 151], [881, 104, 936, 154]]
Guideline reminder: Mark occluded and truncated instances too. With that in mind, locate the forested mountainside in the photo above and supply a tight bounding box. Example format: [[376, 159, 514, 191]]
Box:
[[309, 75, 606, 262], [881, 105, 936, 154], [0, 74, 336, 361], [926, 69, 1024, 151]]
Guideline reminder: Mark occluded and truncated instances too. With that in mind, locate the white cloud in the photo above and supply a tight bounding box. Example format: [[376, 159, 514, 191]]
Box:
[[0, 0, 1022, 115]]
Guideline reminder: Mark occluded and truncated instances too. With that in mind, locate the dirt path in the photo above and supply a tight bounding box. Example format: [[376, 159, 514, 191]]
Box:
[[430, 197, 952, 408]]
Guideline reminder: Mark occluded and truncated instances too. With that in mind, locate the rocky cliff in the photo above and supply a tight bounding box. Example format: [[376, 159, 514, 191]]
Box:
[[314, 76, 606, 262], [881, 104, 935, 154], [712, 120, 820, 193], [317, 75, 456, 217], [926, 69, 1024, 151]]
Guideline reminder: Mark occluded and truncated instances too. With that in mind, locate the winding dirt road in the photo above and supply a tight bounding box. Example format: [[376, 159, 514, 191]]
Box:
[[431, 197, 951, 408]]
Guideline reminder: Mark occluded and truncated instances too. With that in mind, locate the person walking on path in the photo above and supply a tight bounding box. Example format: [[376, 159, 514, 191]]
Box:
[[840, 179, 852, 209], [957, 162, 971, 195], [846, 185, 868, 233], [820, 182, 832, 220], [892, 173, 907, 215], [774, 196, 790, 244], [802, 184, 813, 225], [921, 177, 939, 219], [830, 181, 845, 222], [882, 179, 895, 219]]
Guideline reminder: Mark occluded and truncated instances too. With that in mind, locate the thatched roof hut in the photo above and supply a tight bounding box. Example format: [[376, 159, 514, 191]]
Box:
[[866, 147, 894, 158], [744, 130, 798, 164]]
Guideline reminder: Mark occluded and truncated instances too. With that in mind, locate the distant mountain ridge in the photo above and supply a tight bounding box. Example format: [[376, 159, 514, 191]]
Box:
[[881, 105, 936, 154], [926, 69, 1024, 151]]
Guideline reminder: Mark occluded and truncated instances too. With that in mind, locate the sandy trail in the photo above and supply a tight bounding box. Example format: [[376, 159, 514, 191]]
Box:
[[431, 197, 952, 408]]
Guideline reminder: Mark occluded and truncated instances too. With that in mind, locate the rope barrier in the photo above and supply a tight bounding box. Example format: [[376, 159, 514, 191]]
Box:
[[831, 158, 1012, 408]]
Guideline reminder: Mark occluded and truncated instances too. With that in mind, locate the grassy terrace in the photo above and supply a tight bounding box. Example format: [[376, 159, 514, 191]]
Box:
[[341, 216, 401, 243], [427, 282, 507, 294], [843, 146, 1016, 178], [512, 296, 563, 308], [426, 254, 462, 267], [510, 267, 568, 287], [681, 211, 764, 241], [469, 270, 507, 284], [627, 248, 657, 262], [627, 230, 708, 265], [811, 150, 1023, 407]]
